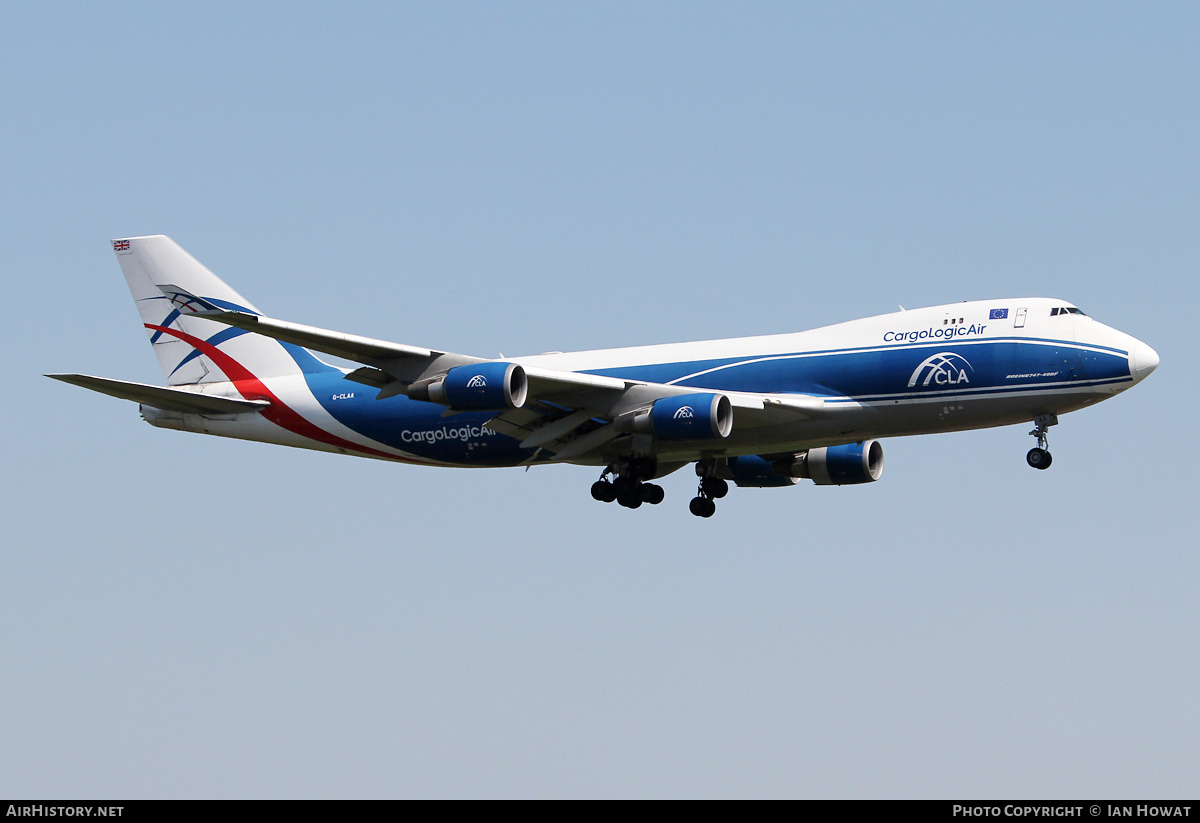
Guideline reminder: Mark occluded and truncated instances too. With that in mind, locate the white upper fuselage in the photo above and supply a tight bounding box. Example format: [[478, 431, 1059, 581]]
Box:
[[516, 297, 1148, 379]]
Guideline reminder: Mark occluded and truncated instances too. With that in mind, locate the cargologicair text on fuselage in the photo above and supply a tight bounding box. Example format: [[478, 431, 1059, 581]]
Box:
[[883, 324, 988, 343]]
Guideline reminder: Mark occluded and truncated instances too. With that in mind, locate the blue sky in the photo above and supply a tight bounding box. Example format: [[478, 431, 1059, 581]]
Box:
[[2, 2, 1196, 797]]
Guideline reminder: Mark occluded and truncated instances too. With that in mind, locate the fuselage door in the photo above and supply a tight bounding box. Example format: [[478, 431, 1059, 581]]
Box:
[[1014, 308, 1027, 328]]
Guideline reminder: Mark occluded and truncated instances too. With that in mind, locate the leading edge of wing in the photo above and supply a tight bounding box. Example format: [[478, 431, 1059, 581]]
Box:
[[163, 292, 488, 385], [170, 291, 846, 418], [193, 311, 440, 365]]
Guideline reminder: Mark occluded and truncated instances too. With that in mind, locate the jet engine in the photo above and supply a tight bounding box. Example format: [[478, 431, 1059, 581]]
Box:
[[615, 393, 733, 441], [408, 362, 528, 411], [773, 440, 884, 485]]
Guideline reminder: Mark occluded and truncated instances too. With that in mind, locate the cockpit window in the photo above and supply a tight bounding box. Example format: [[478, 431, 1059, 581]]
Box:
[[1051, 307, 1088, 317]]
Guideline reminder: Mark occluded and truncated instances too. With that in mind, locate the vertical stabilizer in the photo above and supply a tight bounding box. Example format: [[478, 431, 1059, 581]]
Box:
[[113, 235, 334, 385]]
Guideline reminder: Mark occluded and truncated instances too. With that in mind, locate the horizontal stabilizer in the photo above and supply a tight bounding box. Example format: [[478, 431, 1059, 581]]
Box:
[[46, 374, 269, 415]]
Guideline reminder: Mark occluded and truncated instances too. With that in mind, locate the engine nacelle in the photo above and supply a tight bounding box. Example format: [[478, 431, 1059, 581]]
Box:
[[615, 393, 733, 441], [775, 440, 884, 485], [726, 455, 800, 487], [409, 362, 528, 411]]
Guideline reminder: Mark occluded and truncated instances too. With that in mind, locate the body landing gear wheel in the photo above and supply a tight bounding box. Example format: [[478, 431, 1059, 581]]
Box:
[[1026, 447, 1052, 470], [618, 495, 642, 509], [689, 496, 716, 518], [614, 475, 642, 507], [641, 483, 665, 505]]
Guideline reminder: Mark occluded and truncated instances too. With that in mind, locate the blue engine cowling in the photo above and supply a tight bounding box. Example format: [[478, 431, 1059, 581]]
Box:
[[617, 393, 733, 441], [615, 393, 733, 441], [415, 362, 528, 411], [651, 393, 732, 440], [804, 440, 884, 485]]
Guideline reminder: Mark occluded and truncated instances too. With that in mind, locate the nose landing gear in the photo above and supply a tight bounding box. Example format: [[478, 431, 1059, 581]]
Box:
[[1026, 414, 1057, 470]]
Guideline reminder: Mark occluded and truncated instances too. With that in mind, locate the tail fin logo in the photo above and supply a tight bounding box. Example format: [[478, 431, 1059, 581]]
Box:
[[160, 286, 222, 315], [113, 240, 131, 251], [465, 374, 488, 388]]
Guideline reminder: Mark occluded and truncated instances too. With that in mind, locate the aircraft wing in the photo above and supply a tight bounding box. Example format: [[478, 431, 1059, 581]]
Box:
[[170, 291, 855, 461]]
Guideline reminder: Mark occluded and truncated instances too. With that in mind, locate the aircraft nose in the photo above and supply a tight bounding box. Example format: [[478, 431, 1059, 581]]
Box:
[[1130, 340, 1159, 382]]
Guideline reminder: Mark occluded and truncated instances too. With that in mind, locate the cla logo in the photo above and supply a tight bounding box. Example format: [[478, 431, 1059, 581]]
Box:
[[465, 374, 487, 388], [908, 352, 973, 388], [673, 406, 695, 419]]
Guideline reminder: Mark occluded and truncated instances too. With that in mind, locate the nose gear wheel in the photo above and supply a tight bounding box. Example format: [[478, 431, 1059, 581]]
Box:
[[1026, 414, 1057, 471]]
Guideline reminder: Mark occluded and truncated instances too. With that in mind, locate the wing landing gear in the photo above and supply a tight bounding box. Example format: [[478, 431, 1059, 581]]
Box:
[[1026, 414, 1057, 471]]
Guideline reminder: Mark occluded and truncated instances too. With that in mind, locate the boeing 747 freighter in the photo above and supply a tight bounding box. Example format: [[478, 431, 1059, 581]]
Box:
[[49, 235, 1159, 517]]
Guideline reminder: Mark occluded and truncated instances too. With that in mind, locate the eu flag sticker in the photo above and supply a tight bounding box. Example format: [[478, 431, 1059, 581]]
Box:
[[989, 308, 1009, 320]]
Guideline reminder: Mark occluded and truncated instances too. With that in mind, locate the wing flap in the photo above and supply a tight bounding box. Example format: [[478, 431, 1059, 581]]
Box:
[[519, 409, 595, 450], [547, 423, 620, 461]]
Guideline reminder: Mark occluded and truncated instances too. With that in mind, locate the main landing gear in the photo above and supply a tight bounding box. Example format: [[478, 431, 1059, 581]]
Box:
[[590, 457, 665, 509], [588, 458, 731, 517], [689, 462, 728, 518], [1026, 414, 1057, 470]]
